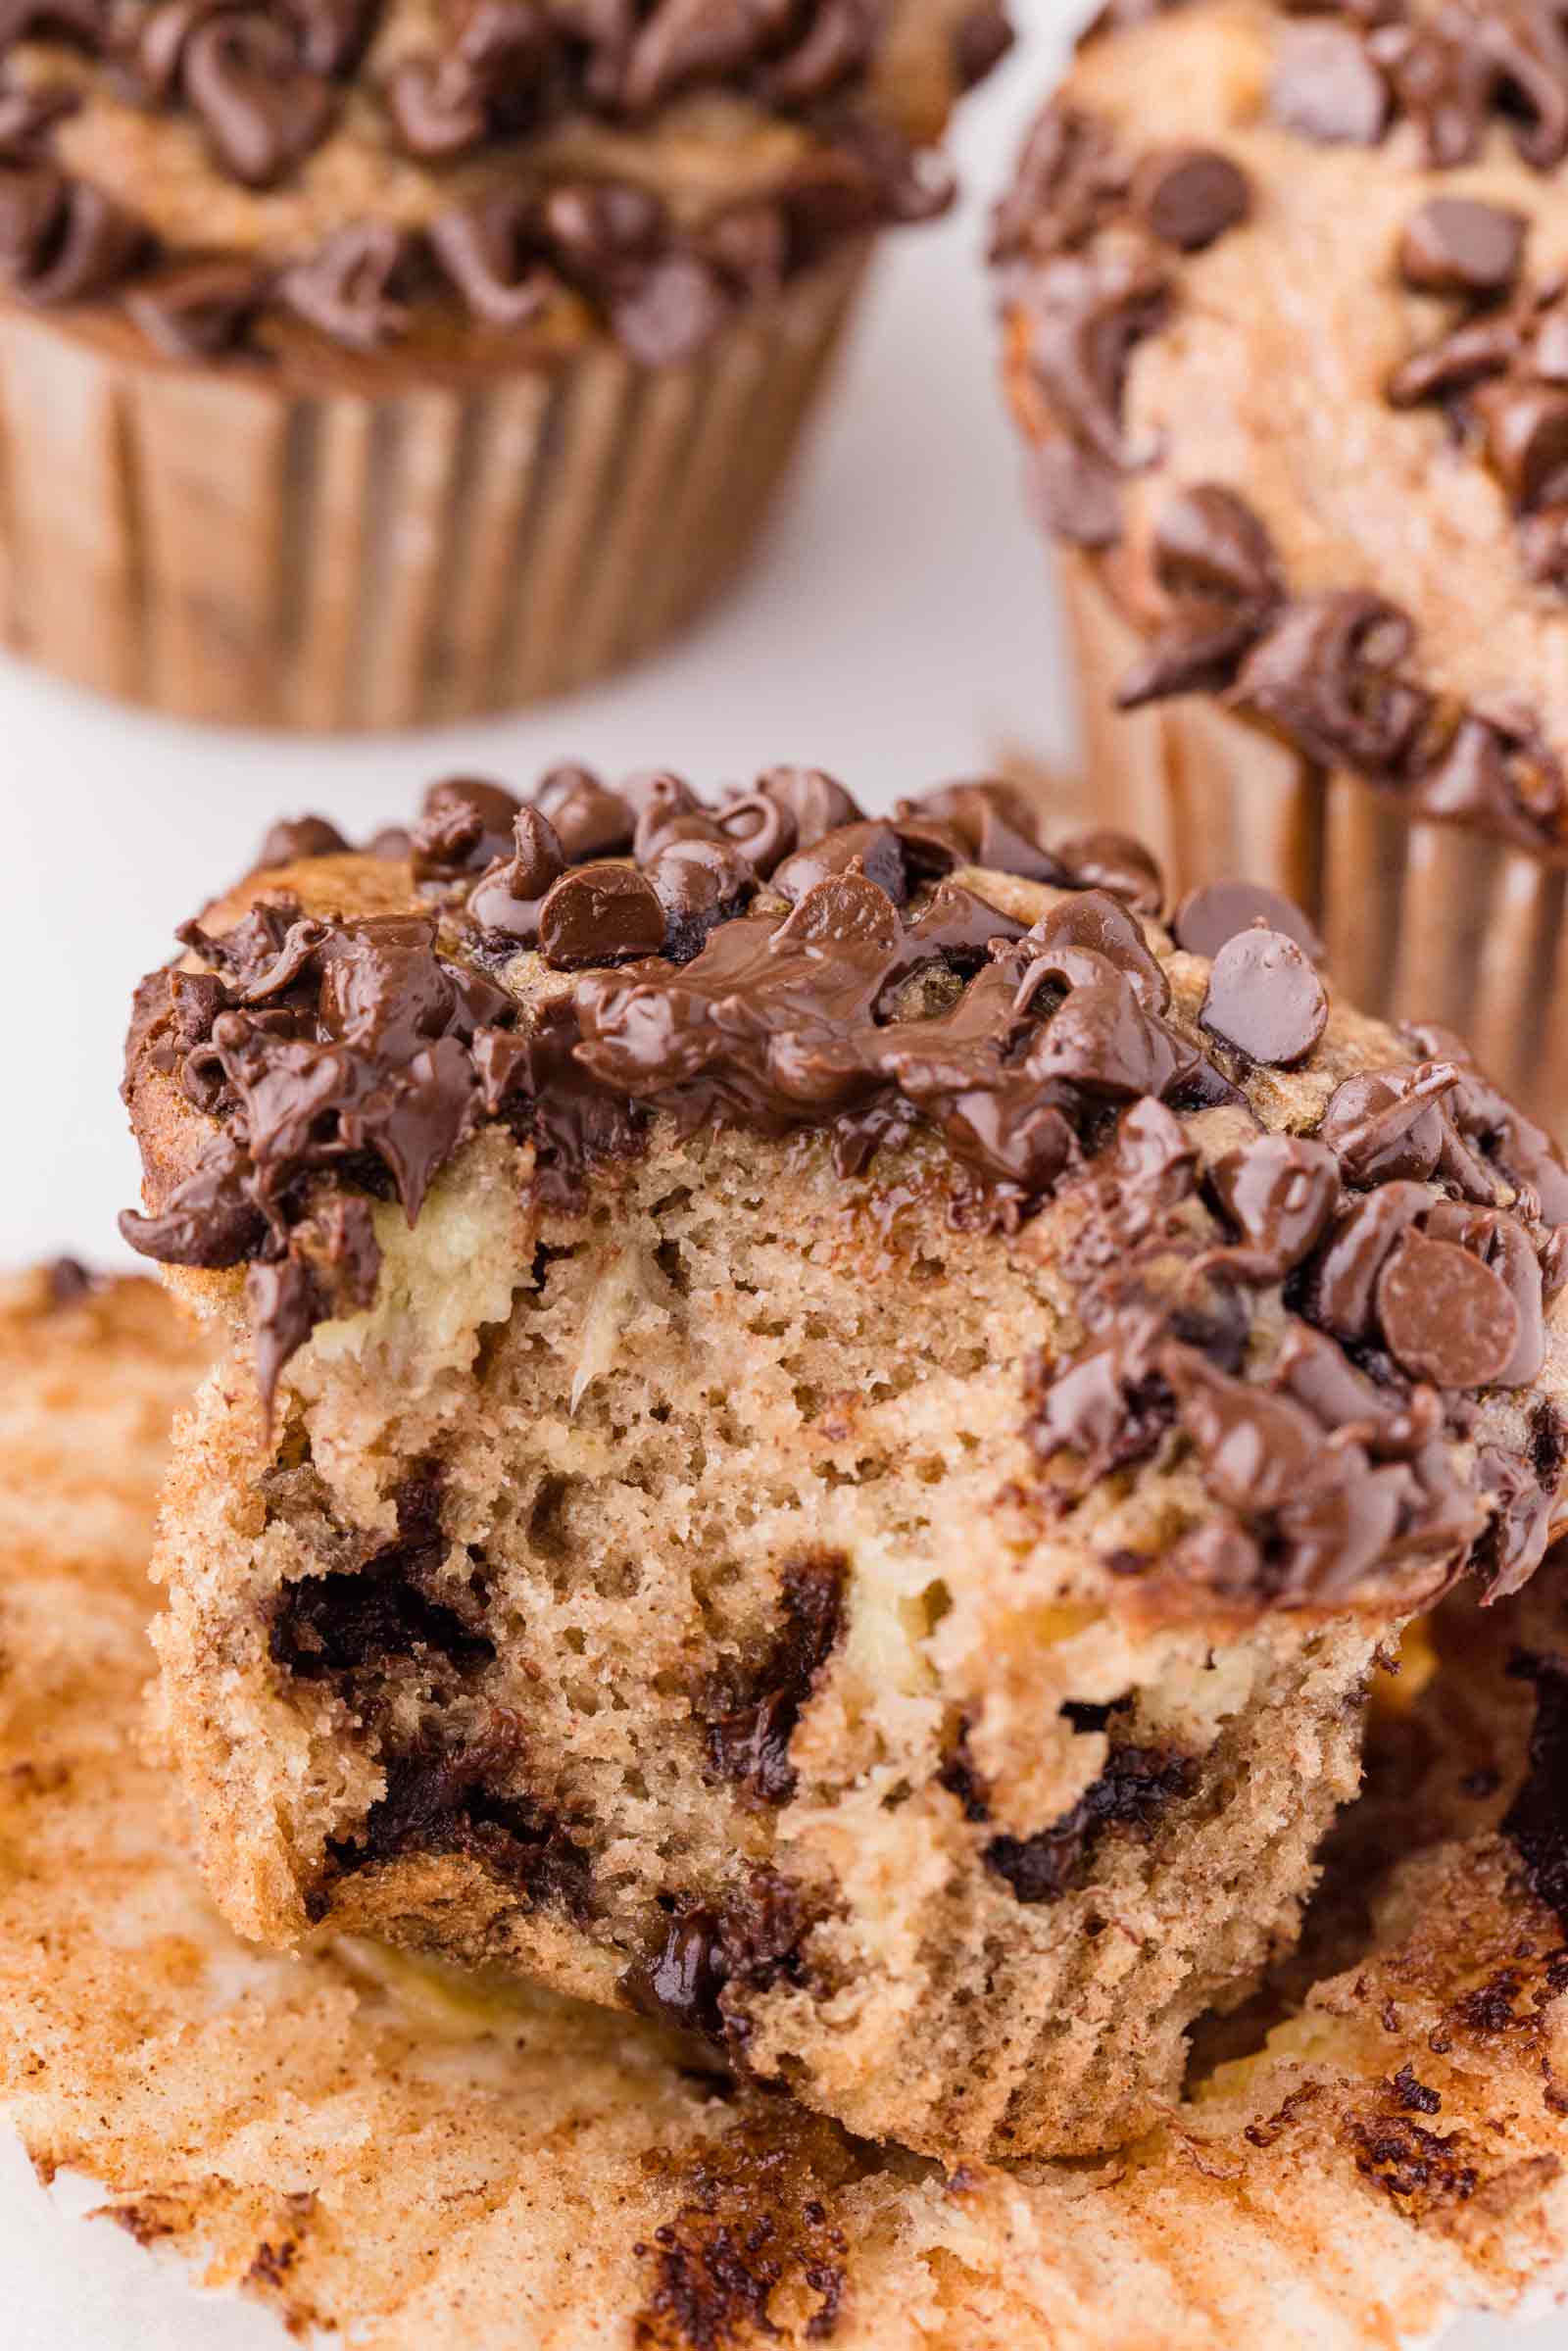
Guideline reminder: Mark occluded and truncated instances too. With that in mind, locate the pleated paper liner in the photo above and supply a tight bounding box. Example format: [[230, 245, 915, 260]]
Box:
[[0, 239, 868, 732], [1049, 550, 1568, 1138]]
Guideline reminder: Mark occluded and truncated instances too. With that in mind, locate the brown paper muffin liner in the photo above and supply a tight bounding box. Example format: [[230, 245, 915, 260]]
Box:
[[1054, 551, 1568, 1136], [0, 239, 869, 732]]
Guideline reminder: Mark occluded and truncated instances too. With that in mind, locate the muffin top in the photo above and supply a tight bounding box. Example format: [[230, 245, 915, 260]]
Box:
[[996, 0, 1568, 857], [120, 765, 1568, 1624], [0, 0, 1004, 366]]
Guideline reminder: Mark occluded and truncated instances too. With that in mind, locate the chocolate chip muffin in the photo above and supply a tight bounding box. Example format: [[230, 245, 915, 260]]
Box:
[[0, 0, 1004, 727], [996, 0, 1568, 1134], [121, 767, 1568, 2161], [9, 1267, 1568, 2349]]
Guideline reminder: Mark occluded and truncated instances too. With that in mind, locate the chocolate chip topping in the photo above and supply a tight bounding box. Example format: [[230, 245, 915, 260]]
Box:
[[182, 11, 337, 189], [995, 36, 1568, 853], [1271, 21, 1390, 145], [257, 811, 351, 866], [1398, 198, 1528, 299], [122, 767, 1568, 1616], [1130, 145, 1250, 252], [537, 862, 667, 969], [1200, 925, 1329, 1067], [1173, 879, 1325, 965], [1376, 1230, 1522, 1390], [0, 0, 1003, 358]]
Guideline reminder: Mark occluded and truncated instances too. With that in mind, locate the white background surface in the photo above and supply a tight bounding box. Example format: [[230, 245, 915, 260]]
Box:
[[0, 0, 1563, 2340]]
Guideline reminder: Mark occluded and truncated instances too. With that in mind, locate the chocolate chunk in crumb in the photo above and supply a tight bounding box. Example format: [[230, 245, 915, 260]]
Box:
[[1503, 1653, 1568, 1930], [1200, 926, 1329, 1066], [987, 1744, 1197, 1903], [1173, 878, 1325, 964], [1376, 1232, 1522, 1390], [1131, 144, 1250, 251], [1399, 198, 1527, 299], [537, 862, 667, 968]]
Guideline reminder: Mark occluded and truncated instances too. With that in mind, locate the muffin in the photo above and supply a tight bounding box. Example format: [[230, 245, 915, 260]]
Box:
[[119, 765, 1568, 2162], [0, 0, 1005, 728], [996, 0, 1568, 1134], [7, 1266, 1568, 2350]]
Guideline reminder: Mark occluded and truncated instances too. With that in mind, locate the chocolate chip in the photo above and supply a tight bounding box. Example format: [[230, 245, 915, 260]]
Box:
[[183, 10, 337, 188], [1055, 829, 1163, 915], [1200, 926, 1328, 1066], [1399, 198, 1527, 298], [384, 50, 489, 160], [429, 194, 554, 329], [609, 249, 731, 367], [277, 222, 411, 350], [1232, 593, 1428, 779], [1024, 438, 1123, 549], [1209, 1134, 1340, 1272], [532, 765, 633, 861], [1272, 22, 1390, 144], [644, 836, 756, 958], [772, 820, 907, 906], [1131, 145, 1250, 252], [536, 863, 667, 968], [755, 767, 862, 849], [258, 813, 350, 866], [1376, 1232, 1522, 1389], [1152, 483, 1281, 607], [712, 790, 797, 877], [1173, 879, 1324, 964], [125, 256, 269, 358], [466, 807, 568, 945]]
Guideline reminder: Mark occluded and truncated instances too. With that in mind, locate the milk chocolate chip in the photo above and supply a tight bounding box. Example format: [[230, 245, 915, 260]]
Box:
[[1376, 1232, 1521, 1389], [537, 863, 667, 968]]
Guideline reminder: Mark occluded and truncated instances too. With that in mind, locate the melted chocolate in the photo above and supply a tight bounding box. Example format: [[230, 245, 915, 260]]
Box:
[[122, 765, 1568, 1617]]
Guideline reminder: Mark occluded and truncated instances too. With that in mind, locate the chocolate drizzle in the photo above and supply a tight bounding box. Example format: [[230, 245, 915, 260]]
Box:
[[122, 768, 1568, 1620]]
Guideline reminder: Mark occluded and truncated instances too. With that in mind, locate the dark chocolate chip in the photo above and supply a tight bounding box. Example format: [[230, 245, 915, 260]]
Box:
[[1173, 879, 1325, 964], [532, 765, 633, 861], [1200, 926, 1329, 1067], [258, 813, 351, 866], [1130, 144, 1250, 251], [1398, 198, 1527, 298], [1271, 22, 1390, 145], [1208, 1134, 1340, 1272]]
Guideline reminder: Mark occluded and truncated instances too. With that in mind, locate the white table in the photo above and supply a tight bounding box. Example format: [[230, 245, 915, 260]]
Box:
[[1, 0, 1562, 2339]]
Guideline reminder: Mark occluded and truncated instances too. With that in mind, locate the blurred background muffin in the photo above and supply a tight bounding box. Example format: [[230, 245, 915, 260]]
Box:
[[996, 0, 1568, 1133], [0, 0, 1007, 727]]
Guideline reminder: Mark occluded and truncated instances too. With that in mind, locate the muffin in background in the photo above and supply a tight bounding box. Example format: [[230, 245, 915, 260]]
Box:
[[996, 0, 1568, 1133], [0, 0, 1007, 729]]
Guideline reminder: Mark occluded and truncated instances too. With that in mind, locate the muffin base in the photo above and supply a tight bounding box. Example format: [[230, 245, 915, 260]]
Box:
[[1054, 553, 1568, 1136], [0, 242, 868, 731]]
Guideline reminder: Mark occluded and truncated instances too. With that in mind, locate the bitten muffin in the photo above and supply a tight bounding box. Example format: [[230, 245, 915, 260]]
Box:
[[997, 0, 1568, 1133], [0, 0, 1004, 727], [8, 1269, 1568, 2350], [122, 766, 1568, 2161]]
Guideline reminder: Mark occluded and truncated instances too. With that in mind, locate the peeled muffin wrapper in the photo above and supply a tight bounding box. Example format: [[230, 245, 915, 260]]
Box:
[[6, 1276, 1568, 2346]]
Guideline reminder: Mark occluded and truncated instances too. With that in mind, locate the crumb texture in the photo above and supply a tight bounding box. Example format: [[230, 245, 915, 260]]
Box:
[[3, 1274, 1568, 2348]]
